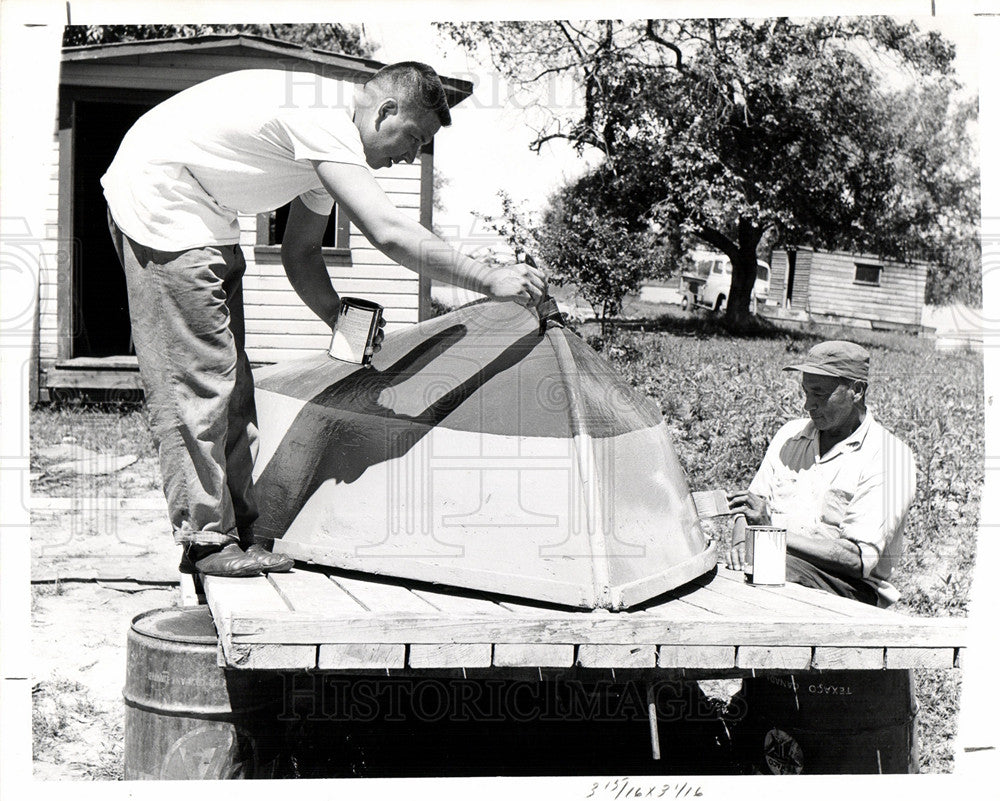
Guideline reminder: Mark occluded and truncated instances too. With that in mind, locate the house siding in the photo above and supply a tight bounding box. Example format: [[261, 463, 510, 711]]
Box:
[[39, 134, 61, 364], [804, 250, 926, 326]]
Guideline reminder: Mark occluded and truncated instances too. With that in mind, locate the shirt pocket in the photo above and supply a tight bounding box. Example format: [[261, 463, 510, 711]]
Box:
[[819, 486, 853, 529]]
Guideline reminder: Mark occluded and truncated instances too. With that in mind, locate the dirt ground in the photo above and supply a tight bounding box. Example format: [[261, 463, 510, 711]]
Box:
[[31, 478, 183, 780]]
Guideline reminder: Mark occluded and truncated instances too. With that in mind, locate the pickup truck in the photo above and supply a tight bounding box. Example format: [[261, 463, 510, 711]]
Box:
[[680, 252, 770, 313]]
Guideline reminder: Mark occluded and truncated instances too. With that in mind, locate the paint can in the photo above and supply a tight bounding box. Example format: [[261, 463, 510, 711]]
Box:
[[328, 297, 383, 366], [744, 526, 786, 586]]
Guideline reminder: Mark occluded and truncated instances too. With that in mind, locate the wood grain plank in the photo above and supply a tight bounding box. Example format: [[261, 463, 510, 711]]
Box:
[[406, 589, 507, 668], [493, 643, 575, 667], [223, 611, 966, 651], [813, 646, 884, 670], [706, 568, 854, 618], [885, 647, 957, 669], [578, 644, 657, 668], [203, 575, 316, 669], [268, 570, 366, 615], [319, 643, 406, 670], [494, 600, 576, 667], [409, 643, 493, 669], [411, 587, 508, 616], [663, 584, 776, 619], [737, 646, 813, 670], [713, 567, 864, 617], [658, 645, 736, 669], [331, 574, 438, 614]]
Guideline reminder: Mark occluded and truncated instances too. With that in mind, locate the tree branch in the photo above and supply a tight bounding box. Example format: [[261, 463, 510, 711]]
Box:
[[697, 226, 738, 260], [645, 20, 685, 71]]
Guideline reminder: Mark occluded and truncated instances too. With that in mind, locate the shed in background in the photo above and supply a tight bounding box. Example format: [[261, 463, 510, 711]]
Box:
[[38, 34, 473, 400], [765, 247, 929, 333]]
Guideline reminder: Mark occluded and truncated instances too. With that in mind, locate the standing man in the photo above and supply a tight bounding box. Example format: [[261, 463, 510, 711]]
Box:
[[103, 62, 546, 578], [726, 340, 916, 607]]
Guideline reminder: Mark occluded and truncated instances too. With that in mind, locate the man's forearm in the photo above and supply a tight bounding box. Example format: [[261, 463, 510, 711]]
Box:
[[785, 532, 864, 578], [282, 250, 341, 328], [377, 216, 493, 295]]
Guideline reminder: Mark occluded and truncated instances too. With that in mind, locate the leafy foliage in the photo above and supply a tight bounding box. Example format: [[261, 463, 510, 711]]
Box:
[[536, 185, 669, 332], [439, 18, 980, 318], [62, 23, 375, 58]]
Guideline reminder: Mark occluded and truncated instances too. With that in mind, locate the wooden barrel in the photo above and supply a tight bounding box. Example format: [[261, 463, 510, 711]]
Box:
[[123, 606, 285, 780], [733, 669, 919, 774]]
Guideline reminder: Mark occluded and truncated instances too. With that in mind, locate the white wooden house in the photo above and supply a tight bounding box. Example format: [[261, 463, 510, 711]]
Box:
[[767, 247, 929, 332], [38, 34, 472, 400]]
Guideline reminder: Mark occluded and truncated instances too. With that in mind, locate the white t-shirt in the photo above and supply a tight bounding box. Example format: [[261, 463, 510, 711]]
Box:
[[102, 69, 369, 251]]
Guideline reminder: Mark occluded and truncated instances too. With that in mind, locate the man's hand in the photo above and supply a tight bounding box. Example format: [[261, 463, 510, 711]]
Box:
[[724, 541, 746, 571], [482, 260, 547, 307], [367, 316, 386, 356], [727, 491, 771, 526]]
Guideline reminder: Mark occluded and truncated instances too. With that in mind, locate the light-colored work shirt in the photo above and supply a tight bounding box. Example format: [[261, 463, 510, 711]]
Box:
[[748, 411, 916, 606], [102, 69, 368, 251]]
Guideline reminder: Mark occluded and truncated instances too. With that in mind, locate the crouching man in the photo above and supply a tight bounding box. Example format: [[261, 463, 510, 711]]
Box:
[[726, 340, 916, 607]]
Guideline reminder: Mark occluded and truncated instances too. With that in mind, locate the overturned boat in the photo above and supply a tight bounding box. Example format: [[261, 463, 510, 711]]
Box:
[[251, 301, 715, 609]]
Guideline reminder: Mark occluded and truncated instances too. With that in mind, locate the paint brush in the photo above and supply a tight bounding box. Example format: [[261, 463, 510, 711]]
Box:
[[692, 489, 731, 519]]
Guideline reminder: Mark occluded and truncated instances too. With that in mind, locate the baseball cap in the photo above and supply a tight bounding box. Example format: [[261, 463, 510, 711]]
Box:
[[783, 340, 870, 382]]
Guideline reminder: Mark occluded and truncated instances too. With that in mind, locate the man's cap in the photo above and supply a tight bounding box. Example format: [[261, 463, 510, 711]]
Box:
[[783, 340, 870, 382]]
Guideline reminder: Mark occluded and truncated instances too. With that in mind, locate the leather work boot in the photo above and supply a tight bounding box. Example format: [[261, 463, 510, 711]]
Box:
[[179, 542, 263, 577], [245, 542, 295, 573]]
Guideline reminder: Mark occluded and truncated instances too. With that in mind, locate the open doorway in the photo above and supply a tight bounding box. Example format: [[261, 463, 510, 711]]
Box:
[[71, 98, 158, 357], [784, 249, 797, 307]]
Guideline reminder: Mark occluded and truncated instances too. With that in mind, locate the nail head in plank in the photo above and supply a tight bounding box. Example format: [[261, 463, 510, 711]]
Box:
[[409, 643, 493, 669], [658, 645, 735, 669], [737, 646, 812, 670], [885, 647, 957, 669], [578, 644, 656, 668], [319, 643, 406, 670], [813, 646, 884, 670], [493, 643, 574, 667]]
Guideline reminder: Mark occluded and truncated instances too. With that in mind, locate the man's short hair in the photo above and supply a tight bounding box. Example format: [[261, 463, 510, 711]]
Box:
[[365, 61, 452, 127]]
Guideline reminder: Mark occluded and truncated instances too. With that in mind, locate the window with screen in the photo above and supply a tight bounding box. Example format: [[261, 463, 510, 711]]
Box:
[[854, 263, 882, 286]]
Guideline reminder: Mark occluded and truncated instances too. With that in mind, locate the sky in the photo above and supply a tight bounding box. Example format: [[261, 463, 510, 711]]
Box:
[[367, 14, 981, 246]]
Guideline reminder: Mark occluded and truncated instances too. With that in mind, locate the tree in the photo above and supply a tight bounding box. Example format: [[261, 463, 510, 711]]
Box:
[[537, 183, 667, 333], [63, 23, 375, 58], [440, 18, 978, 323]]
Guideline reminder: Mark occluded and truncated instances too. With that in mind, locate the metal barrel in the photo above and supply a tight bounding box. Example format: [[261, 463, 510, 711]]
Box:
[[734, 669, 919, 774], [123, 606, 286, 780]]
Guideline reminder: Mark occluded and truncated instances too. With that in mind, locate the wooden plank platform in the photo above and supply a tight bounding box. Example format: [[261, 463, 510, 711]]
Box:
[[203, 565, 966, 672]]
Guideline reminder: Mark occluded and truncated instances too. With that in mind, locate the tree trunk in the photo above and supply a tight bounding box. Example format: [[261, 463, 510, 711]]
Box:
[[724, 219, 763, 327], [725, 252, 757, 326]]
